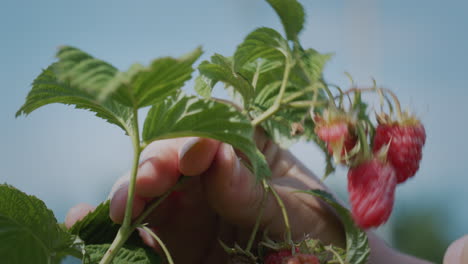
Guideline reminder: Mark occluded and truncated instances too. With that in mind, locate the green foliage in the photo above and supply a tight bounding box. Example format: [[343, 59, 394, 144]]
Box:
[[69, 201, 143, 247], [233, 27, 290, 71], [299, 189, 370, 264], [194, 75, 213, 98], [265, 0, 305, 41], [297, 48, 333, 82], [197, 54, 254, 108], [54, 46, 118, 99], [84, 244, 161, 264], [16, 64, 134, 134], [11, 0, 375, 263], [106, 47, 202, 108], [142, 93, 271, 179], [0, 184, 75, 264]]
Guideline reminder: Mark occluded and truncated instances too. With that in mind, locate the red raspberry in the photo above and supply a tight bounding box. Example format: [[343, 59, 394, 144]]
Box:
[[348, 158, 397, 229], [264, 249, 294, 264], [283, 254, 320, 264], [325, 131, 357, 156], [316, 121, 349, 142], [373, 121, 426, 184], [315, 111, 357, 162]]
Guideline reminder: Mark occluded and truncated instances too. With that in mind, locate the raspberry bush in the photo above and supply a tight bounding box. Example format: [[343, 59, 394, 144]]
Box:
[[1, 0, 426, 263]]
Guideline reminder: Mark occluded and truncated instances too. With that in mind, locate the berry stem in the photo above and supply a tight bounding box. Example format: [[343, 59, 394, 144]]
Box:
[[245, 180, 269, 252], [286, 100, 327, 109], [356, 122, 371, 159], [133, 177, 188, 226], [281, 84, 317, 104], [341, 86, 403, 121], [140, 225, 174, 264], [264, 179, 292, 243], [326, 245, 345, 264]]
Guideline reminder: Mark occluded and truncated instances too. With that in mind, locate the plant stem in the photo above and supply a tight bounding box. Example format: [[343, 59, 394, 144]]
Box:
[[140, 226, 174, 264], [245, 180, 268, 252], [251, 62, 292, 126], [99, 228, 132, 264], [133, 177, 188, 226], [252, 60, 261, 89], [265, 180, 292, 243], [100, 109, 141, 264], [327, 245, 345, 264], [122, 109, 141, 228], [286, 100, 326, 109], [281, 85, 316, 104]]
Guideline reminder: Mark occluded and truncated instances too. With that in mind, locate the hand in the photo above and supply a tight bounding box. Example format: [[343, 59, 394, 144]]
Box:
[[65, 133, 345, 263], [444, 235, 468, 264]]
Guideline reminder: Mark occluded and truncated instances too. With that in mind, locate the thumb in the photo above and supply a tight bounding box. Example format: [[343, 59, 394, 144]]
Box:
[[444, 234, 468, 264]]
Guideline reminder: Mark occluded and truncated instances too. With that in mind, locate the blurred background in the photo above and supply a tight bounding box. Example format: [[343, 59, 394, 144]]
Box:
[[1, 0, 466, 263]]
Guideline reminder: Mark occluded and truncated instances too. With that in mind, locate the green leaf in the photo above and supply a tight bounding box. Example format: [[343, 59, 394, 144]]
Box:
[[298, 48, 333, 82], [68, 201, 143, 247], [0, 184, 75, 264], [234, 27, 290, 71], [16, 64, 134, 134], [109, 47, 203, 108], [265, 0, 305, 41], [142, 93, 271, 180], [84, 244, 161, 264], [299, 189, 370, 264], [198, 54, 254, 108], [194, 75, 213, 98], [54, 46, 118, 99]]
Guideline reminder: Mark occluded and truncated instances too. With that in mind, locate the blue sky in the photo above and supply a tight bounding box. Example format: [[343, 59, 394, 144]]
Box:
[[1, 0, 467, 250]]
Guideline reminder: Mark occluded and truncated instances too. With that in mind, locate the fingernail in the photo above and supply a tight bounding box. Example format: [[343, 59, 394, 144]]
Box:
[[137, 160, 155, 179], [223, 143, 240, 186], [179, 138, 201, 160]]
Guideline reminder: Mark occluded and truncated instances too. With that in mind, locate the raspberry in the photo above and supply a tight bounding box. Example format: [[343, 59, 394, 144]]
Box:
[[264, 249, 294, 264], [316, 121, 349, 142], [373, 121, 426, 183], [348, 158, 397, 229], [315, 110, 357, 162], [326, 131, 357, 156], [283, 254, 320, 264]]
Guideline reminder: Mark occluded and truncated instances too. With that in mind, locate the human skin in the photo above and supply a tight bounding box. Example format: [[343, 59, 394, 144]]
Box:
[[65, 134, 433, 264]]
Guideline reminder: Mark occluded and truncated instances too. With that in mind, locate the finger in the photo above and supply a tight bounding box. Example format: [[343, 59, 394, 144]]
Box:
[[136, 137, 220, 197], [109, 137, 220, 222], [109, 183, 147, 223], [444, 234, 468, 264], [178, 137, 220, 176], [65, 203, 96, 228], [202, 143, 278, 228], [202, 143, 345, 245], [272, 180, 345, 246]]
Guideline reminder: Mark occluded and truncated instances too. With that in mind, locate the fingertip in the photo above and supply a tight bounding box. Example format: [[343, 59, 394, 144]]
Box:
[[110, 184, 146, 224], [203, 143, 263, 226], [65, 203, 96, 229], [179, 137, 220, 176], [135, 157, 180, 198]]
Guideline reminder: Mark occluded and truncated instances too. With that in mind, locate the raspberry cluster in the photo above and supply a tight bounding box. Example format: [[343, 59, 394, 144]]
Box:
[[314, 89, 426, 229]]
